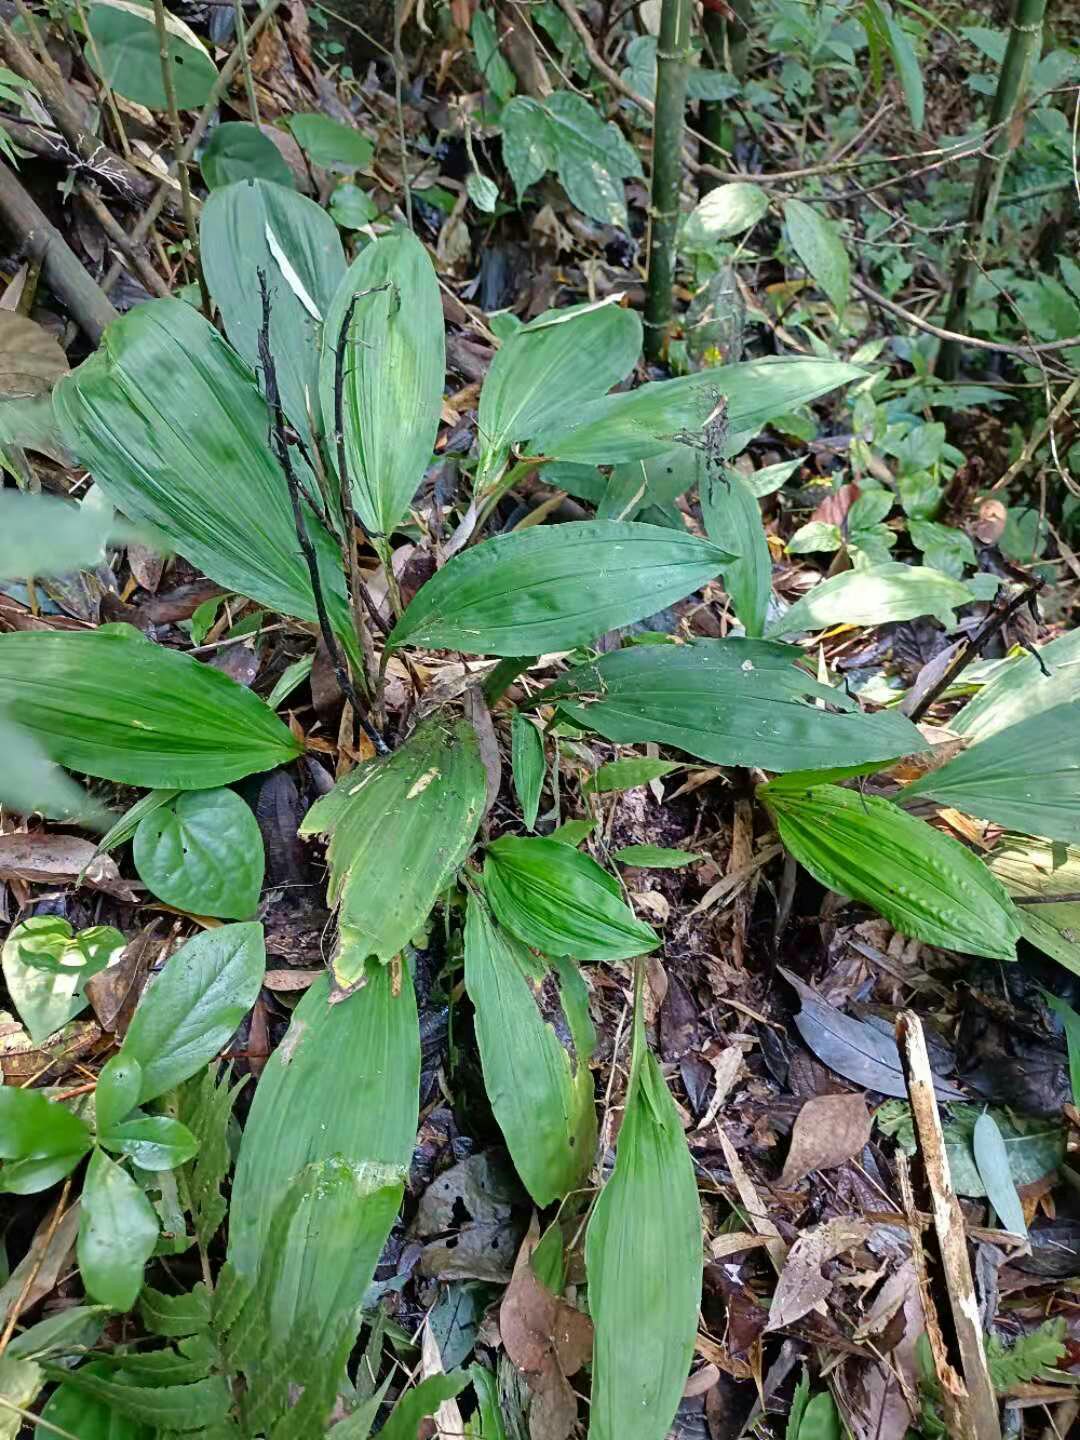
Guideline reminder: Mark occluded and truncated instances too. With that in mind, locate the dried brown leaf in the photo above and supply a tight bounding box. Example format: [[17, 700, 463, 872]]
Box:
[[500, 1224, 592, 1440], [765, 1218, 871, 1331], [0, 312, 68, 398], [779, 1092, 872, 1185], [0, 832, 140, 901]]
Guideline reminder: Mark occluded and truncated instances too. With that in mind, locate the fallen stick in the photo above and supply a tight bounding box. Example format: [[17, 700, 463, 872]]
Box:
[[0, 156, 118, 341], [896, 1011, 1002, 1440]]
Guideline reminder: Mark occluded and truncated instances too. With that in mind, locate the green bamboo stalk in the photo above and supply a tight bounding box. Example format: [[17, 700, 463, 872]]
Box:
[[643, 0, 693, 364], [937, 0, 1047, 379], [698, 0, 752, 198]]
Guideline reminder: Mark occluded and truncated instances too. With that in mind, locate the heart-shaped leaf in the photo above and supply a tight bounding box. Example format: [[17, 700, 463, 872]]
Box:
[[133, 788, 264, 919]]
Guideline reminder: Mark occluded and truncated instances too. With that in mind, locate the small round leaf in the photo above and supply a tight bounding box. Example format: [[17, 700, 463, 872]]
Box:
[[133, 788, 264, 919]]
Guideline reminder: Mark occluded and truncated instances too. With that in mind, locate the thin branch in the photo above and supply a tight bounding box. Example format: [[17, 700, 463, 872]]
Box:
[[906, 581, 1043, 724], [392, 0, 412, 228], [851, 274, 1080, 360], [151, 0, 209, 312], [257, 271, 389, 756], [0, 1177, 73, 1358]]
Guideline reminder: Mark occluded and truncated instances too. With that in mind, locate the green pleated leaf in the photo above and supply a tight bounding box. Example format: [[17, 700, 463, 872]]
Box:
[[300, 713, 486, 976], [0, 1086, 93, 1195], [40, 1362, 230, 1433], [954, 627, 1080, 742], [319, 229, 444, 537], [760, 781, 1020, 959], [201, 179, 345, 446], [388, 522, 733, 657], [614, 845, 700, 869], [133, 787, 265, 919], [119, 923, 266, 1104], [53, 299, 354, 642], [476, 299, 641, 485], [767, 563, 976, 637], [973, 1112, 1028, 1238], [78, 1149, 160, 1310], [987, 834, 1080, 977], [0, 629, 302, 789], [465, 891, 596, 1205], [227, 968, 418, 1294], [585, 1016, 702, 1440], [534, 358, 864, 465], [511, 713, 546, 831], [231, 1156, 405, 1358], [533, 639, 927, 773], [41, 1366, 155, 1440], [903, 704, 1080, 844], [701, 468, 771, 637], [484, 836, 659, 962]]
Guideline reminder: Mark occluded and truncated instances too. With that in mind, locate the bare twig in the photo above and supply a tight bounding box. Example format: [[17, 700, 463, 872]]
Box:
[[101, 0, 285, 297], [0, 157, 118, 340], [851, 275, 1080, 361], [77, 185, 170, 297], [151, 0, 209, 312], [392, 0, 412, 228], [896, 1013, 1002, 1440], [905, 580, 1043, 723], [0, 1178, 72, 1358], [257, 272, 388, 756], [234, 0, 260, 125]]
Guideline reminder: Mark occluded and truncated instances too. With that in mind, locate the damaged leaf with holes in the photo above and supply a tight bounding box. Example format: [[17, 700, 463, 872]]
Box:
[[465, 890, 596, 1206], [299, 713, 486, 988]]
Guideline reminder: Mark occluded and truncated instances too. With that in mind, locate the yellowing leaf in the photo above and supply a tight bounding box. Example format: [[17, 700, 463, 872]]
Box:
[[300, 713, 486, 973]]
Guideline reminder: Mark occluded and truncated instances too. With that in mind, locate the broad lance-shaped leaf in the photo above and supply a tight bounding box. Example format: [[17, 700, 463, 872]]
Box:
[[701, 468, 770, 637], [759, 781, 1020, 960], [783, 198, 850, 315], [300, 713, 486, 984], [228, 1157, 405, 1359], [118, 923, 265, 1104], [767, 563, 977, 637], [319, 229, 444, 537], [228, 969, 418, 1325], [533, 639, 927, 774], [987, 834, 1080, 977], [511, 713, 545, 831], [465, 891, 596, 1206], [53, 299, 355, 647], [902, 703, 1080, 844], [484, 836, 658, 962], [533, 357, 865, 465], [954, 626, 1080, 742], [388, 522, 734, 657], [973, 1112, 1027, 1239], [201, 178, 345, 447], [585, 1013, 701, 1440], [0, 629, 302, 789], [876, 1099, 1064, 1199], [78, 1149, 160, 1310], [476, 299, 641, 487]]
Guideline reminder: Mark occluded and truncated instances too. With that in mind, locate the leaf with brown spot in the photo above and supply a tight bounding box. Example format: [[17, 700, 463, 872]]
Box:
[[779, 1092, 872, 1185]]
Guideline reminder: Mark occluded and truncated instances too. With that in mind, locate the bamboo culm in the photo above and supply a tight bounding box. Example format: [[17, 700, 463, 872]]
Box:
[[643, 0, 693, 363], [937, 0, 1048, 379]]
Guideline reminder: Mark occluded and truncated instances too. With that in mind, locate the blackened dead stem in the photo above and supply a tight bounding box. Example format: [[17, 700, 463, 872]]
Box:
[[906, 578, 1045, 724], [257, 270, 389, 756]]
